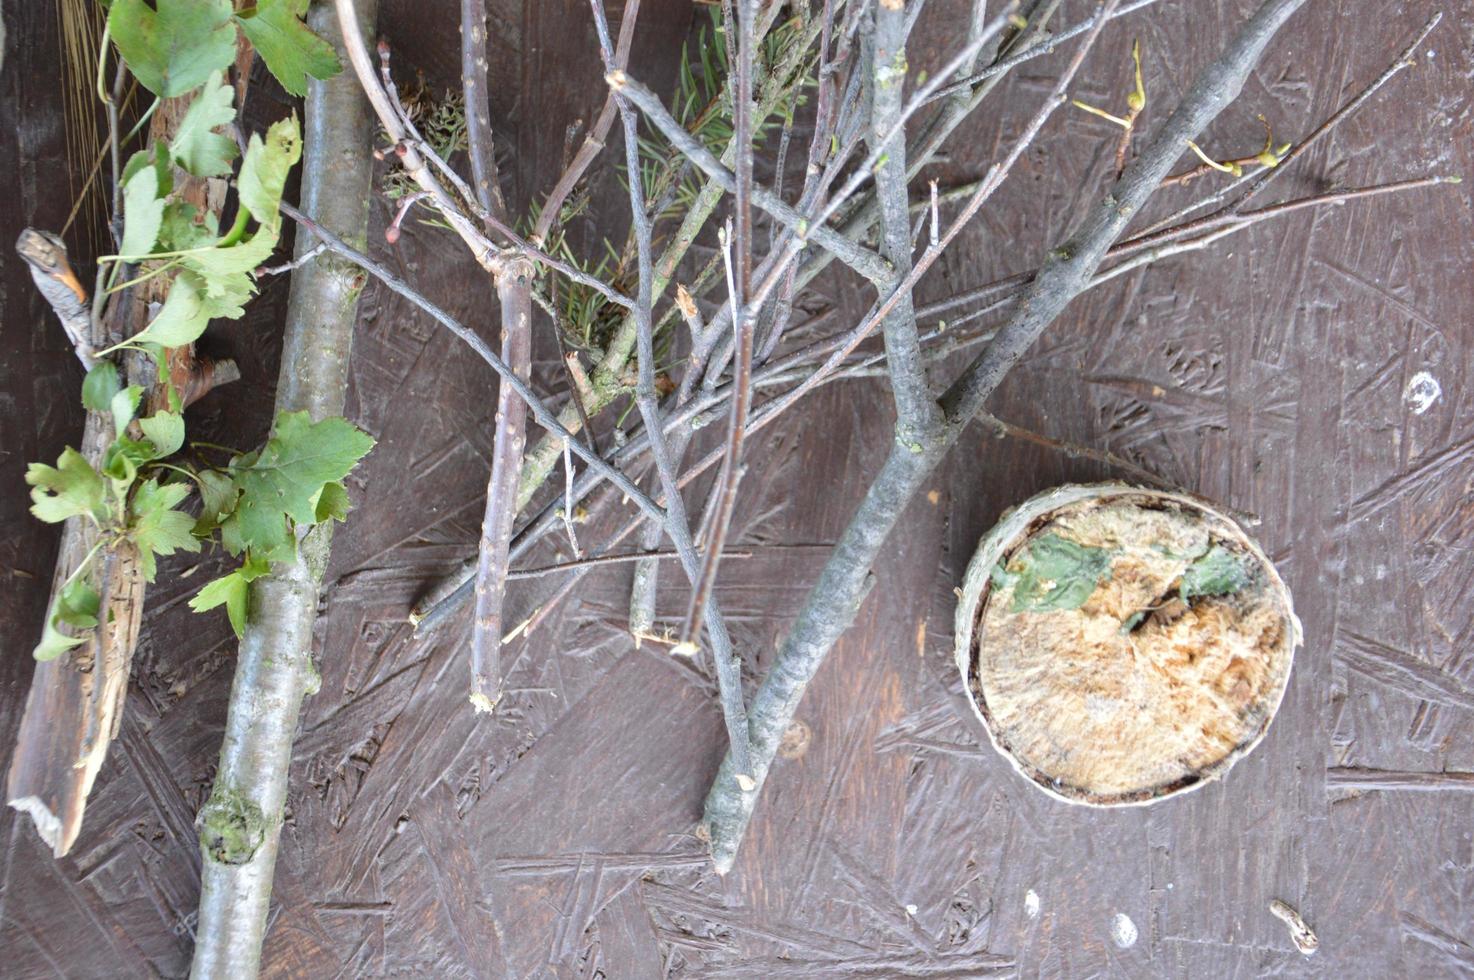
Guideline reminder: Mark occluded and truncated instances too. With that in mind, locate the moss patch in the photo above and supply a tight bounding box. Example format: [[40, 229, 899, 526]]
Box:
[[197, 790, 267, 866]]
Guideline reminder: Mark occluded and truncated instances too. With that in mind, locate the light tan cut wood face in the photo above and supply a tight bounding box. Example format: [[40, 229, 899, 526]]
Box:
[[968, 492, 1297, 805]]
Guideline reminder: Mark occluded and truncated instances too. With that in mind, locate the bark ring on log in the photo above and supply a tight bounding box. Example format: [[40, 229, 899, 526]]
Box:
[[954, 483, 1300, 806]]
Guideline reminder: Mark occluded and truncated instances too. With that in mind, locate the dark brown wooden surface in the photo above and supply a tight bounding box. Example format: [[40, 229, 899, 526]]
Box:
[[4, 1, 1473, 976]]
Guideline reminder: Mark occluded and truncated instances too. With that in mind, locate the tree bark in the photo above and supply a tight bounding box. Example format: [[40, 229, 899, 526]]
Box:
[[6, 46, 249, 856], [189, 2, 377, 975]]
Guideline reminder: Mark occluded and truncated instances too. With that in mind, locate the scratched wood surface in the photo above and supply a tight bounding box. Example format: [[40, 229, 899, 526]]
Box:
[[3, 1, 1473, 977]]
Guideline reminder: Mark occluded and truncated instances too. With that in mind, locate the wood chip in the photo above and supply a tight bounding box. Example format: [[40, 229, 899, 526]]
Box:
[[1269, 899, 1319, 956]]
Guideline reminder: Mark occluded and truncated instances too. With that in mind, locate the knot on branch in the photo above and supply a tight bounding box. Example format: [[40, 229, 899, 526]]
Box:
[[196, 791, 267, 866], [491, 250, 536, 287]]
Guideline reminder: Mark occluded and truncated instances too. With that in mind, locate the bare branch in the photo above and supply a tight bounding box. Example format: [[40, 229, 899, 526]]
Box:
[[592, 0, 754, 779], [701, 0, 1310, 875], [461, 0, 510, 223]]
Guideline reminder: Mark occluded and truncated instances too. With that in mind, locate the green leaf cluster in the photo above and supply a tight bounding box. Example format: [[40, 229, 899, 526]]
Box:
[[109, 0, 340, 100], [207, 412, 375, 562], [992, 533, 1117, 613], [120, 114, 303, 352], [25, 11, 367, 660], [189, 412, 373, 636]]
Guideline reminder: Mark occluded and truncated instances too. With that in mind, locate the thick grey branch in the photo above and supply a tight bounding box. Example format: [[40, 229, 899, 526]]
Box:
[[190, 3, 377, 975], [701, 0, 1307, 875]]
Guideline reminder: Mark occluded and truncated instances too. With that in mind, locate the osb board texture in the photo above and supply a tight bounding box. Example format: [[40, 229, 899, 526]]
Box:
[[2, 0, 1473, 977]]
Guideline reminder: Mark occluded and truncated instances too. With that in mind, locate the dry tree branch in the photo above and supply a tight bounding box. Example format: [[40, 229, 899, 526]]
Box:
[[591, 0, 754, 779], [420, 3, 805, 623], [459, 0, 532, 712], [700, 0, 1310, 875], [532, 0, 641, 246], [469, 252, 534, 711], [678, 0, 761, 657], [460, 0, 510, 225]]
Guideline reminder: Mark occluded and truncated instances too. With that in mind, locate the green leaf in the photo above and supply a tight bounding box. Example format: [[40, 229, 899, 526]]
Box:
[[170, 70, 238, 177], [129, 478, 201, 581], [194, 469, 240, 535], [159, 202, 221, 252], [234, 0, 341, 97], [1003, 533, 1115, 613], [26, 448, 107, 524], [130, 271, 215, 348], [237, 116, 302, 228], [189, 553, 270, 637], [1179, 543, 1253, 601], [34, 578, 102, 661], [139, 410, 185, 458], [102, 435, 154, 486], [226, 412, 373, 553], [312, 481, 351, 523], [110, 385, 144, 438], [182, 227, 280, 281], [121, 144, 173, 197], [81, 362, 122, 412], [119, 162, 164, 260], [108, 0, 237, 97]]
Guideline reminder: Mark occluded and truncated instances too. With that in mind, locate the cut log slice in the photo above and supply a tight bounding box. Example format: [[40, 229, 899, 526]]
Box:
[[954, 483, 1300, 806]]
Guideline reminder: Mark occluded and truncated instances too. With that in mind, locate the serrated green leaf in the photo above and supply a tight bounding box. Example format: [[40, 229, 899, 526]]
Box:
[[194, 469, 240, 535], [159, 202, 221, 252], [26, 448, 107, 524], [182, 227, 280, 281], [226, 411, 373, 554], [190, 553, 270, 636], [129, 478, 200, 581], [110, 385, 144, 437], [1179, 543, 1252, 601], [234, 0, 341, 97], [170, 70, 239, 177], [312, 480, 351, 523], [34, 577, 102, 661], [109, 0, 237, 97], [237, 116, 301, 228], [188, 570, 247, 635], [102, 435, 154, 486], [119, 163, 164, 260], [1004, 533, 1115, 613], [81, 362, 122, 413], [139, 411, 185, 457], [130, 271, 211, 348]]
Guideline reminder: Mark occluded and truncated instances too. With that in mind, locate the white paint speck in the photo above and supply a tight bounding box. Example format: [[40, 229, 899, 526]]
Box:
[[1405, 371, 1442, 415], [1025, 890, 1040, 919], [1111, 912, 1138, 949], [904, 904, 918, 916]]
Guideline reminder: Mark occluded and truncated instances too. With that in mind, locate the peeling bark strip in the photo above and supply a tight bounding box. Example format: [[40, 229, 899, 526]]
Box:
[[7, 62, 244, 856], [701, 0, 1308, 874], [189, 3, 377, 976], [471, 253, 533, 711]]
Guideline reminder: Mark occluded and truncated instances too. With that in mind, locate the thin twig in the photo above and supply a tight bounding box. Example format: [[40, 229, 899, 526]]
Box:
[[532, 0, 641, 245], [702, 0, 1311, 875], [509, 548, 754, 580], [593, 0, 754, 778], [278, 201, 670, 532], [460, 0, 510, 224]]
